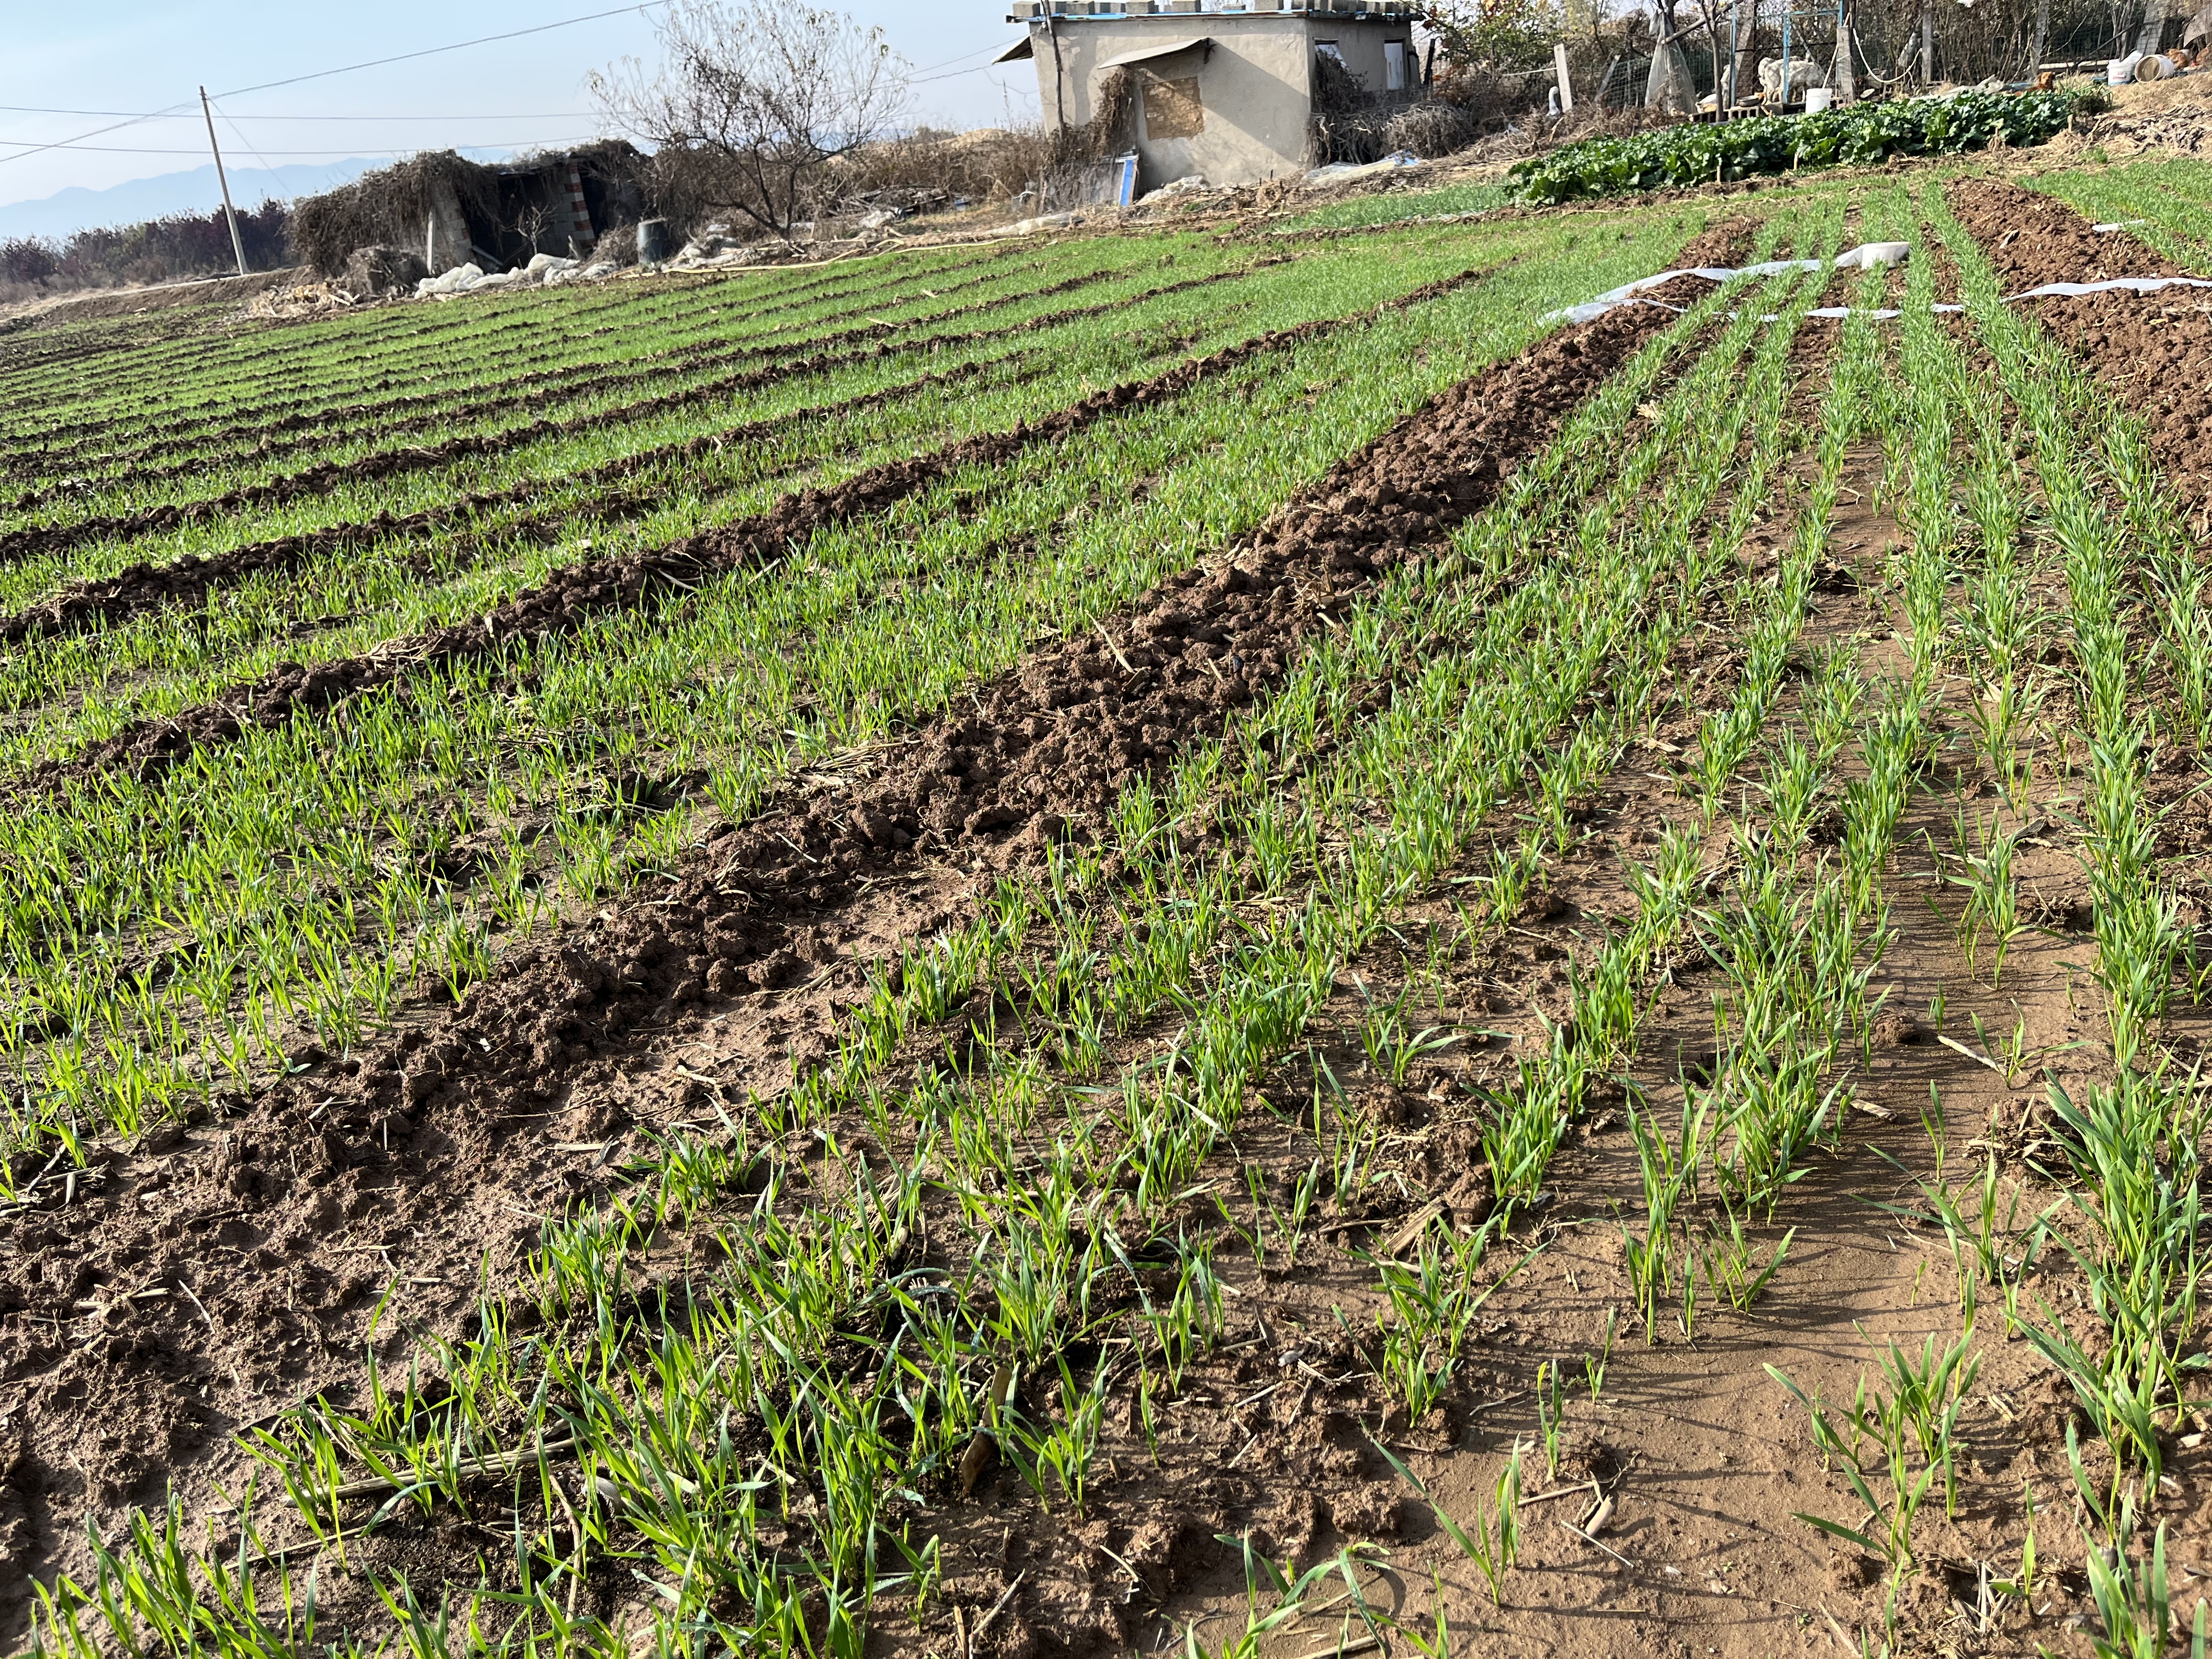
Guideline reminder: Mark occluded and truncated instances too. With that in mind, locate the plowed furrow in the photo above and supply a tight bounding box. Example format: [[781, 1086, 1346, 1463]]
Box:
[[25, 266, 1496, 789], [2, 257, 1127, 501], [0, 357, 1009, 650], [1949, 175, 2212, 521], [0, 267, 1256, 567]]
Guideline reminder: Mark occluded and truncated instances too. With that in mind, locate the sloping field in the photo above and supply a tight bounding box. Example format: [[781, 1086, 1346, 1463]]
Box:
[[5, 160, 2212, 1658]]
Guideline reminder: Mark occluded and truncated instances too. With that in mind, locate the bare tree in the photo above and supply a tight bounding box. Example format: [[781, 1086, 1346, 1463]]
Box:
[[1690, 0, 1731, 106], [590, 2, 910, 242]]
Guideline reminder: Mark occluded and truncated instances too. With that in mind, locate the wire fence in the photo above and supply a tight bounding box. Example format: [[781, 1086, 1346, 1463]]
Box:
[[1543, 0, 2168, 118]]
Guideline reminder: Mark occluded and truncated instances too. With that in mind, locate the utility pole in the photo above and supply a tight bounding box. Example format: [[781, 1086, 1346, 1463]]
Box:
[[1045, 17, 1067, 151], [200, 86, 249, 277]]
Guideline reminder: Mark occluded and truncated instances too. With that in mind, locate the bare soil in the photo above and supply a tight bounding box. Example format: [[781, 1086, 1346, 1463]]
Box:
[[1950, 174, 2212, 519], [0, 275, 1694, 1640], [0, 268, 303, 334]]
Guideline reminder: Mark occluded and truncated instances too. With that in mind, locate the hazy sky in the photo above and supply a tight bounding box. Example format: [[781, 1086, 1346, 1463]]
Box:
[[0, 2, 1042, 209]]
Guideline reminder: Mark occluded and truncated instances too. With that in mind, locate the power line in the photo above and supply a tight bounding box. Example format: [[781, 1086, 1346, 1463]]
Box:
[[215, 3, 669, 98], [0, 105, 196, 166], [900, 40, 1040, 85], [907, 43, 1009, 76], [0, 2, 664, 168], [212, 98, 284, 191], [14, 32, 974, 120], [7, 140, 600, 156], [0, 106, 596, 120], [914, 64, 1022, 85]]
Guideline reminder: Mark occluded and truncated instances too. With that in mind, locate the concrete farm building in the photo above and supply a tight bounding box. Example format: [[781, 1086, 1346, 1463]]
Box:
[[1001, 3, 1423, 190]]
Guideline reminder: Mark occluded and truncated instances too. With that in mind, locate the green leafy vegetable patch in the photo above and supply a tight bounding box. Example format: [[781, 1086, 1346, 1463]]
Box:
[[1509, 89, 2080, 206]]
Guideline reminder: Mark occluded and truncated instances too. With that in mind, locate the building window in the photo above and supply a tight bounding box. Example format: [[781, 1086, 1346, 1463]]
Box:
[[1143, 72, 1206, 139], [1315, 40, 1345, 64], [1385, 40, 1409, 91]]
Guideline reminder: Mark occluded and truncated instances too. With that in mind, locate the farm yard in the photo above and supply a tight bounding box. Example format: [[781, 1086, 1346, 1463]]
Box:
[[10, 150, 2212, 1659]]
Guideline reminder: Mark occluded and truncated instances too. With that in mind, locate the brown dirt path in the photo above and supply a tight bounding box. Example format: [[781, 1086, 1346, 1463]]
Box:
[[1145, 436, 2091, 1656]]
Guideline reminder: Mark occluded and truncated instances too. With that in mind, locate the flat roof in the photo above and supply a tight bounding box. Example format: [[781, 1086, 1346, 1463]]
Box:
[[1009, 5, 1413, 20]]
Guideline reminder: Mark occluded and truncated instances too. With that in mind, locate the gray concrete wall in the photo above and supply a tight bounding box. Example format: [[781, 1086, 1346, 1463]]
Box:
[[425, 179, 474, 275], [1024, 14, 1414, 188], [1308, 19, 1403, 100]]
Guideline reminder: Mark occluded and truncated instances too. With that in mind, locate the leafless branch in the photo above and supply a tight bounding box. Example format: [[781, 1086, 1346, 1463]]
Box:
[[590, 1, 911, 242]]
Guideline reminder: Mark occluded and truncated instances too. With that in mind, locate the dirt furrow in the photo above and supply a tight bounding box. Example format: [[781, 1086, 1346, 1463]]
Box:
[[0, 357, 1013, 651], [18, 264, 1497, 791], [1, 256, 1120, 503], [0, 278, 1697, 1624], [0, 265, 1259, 568], [1948, 175, 2212, 517]]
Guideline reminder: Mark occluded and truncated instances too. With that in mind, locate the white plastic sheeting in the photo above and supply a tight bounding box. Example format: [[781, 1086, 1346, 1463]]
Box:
[[1545, 239, 2212, 326], [1302, 151, 1425, 189], [2008, 274, 2212, 299], [416, 254, 589, 300], [1544, 241, 1910, 325]]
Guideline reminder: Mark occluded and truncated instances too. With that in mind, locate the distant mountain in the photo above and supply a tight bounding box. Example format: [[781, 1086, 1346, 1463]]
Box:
[[0, 161, 384, 242]]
